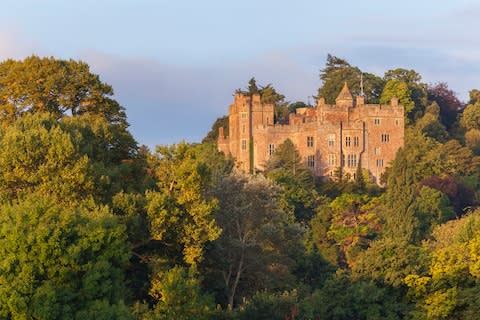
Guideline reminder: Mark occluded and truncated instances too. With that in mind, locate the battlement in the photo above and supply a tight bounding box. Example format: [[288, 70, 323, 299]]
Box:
[[218, 83, 404, 183]]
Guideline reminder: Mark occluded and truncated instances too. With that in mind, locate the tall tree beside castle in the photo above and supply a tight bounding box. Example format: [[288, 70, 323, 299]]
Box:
[[318, 54, 384, 104]]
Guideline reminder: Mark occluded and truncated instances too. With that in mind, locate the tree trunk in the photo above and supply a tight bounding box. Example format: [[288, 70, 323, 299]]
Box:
[[227, 248, 244, 309]]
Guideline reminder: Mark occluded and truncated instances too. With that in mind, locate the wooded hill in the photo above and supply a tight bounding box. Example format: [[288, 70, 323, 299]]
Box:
[[1, 55, 480, 320]]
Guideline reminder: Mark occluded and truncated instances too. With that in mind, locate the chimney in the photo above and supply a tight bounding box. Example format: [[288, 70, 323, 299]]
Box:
[[252, 93, 261, 104], [391, 97, 398, 107], [218, 127, 225, 139], [356, 95, 365, 106], [317, 97, 325, 107]]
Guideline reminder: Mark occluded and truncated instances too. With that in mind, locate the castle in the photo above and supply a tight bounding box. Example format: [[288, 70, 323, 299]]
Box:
[[217, 83, 404, 183]]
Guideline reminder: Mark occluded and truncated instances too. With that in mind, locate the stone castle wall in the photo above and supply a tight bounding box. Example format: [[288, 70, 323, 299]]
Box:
[[218, 84, 404, 183]]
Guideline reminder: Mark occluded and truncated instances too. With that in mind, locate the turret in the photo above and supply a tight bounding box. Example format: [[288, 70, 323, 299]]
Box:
[[335, 82, 353, 107]]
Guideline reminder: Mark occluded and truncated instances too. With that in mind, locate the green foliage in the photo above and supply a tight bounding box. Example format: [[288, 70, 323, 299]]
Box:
[[318, 54, 384, 104], [204, 173, 303, 307], [415, 103, 449, 142], [460, 102, 480, 131], [236, 290, 298, 320], [248, 77, 259, 95], [0, 196, 131, 319], [380, 79, 415, 116], [310, 194, 381, 267], [352, 237, 426, 287], [0, 55, 127, 126], [382, 128, 480, 242], [383, 68, 428, 119], [146, 143, 222, 265], [144, 266, 215, 320], [265, 138, 318, 222], [203, 116, 229, 144], [405, 209, 480, 319], [0, 112, 143, 205], [300, 275, 407, 320]]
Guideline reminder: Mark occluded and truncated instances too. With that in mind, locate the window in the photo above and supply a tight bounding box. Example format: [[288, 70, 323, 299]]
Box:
[[353, 136, 359, 147], [242, 124, 246, 134], [241, 139, 247, 151], [374, 118, 381, 125], [307, 155, 315, 168], [345, 136, 351, 147], [268, 143, 275, 156], [381, 134, 390, 143], [347, 154, 357, 168], [307, 136, 314, 147], [374, 147, 381, 155], [328, 154, 336, 166], [241, 112, 247, 120], [395, 119, 400, 126], [376, 159, 384, 167], [328, 134, 335, 147]]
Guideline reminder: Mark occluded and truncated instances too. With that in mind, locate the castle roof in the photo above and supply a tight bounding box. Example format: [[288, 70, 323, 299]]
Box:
[[335, 82, 353, 105]]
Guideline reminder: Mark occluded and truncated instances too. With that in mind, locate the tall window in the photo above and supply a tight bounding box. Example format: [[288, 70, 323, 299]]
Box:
[[353, 136, 359, 147], [307, 155, 315, 168], [345, 136, 351, 147], [328, 154, 336, 166], [268, 143, 275, 156], [242, 124, 246, 134], [241, 139, 247, 151], [376, 159, 384, 167], [381, 134, 390, 143], [307, 136, 314, 147], [328, 134, 335, 147], [347, 154, 357, 168], [374, 147, 381, 155], [374, 118, 381, 125], [241, 112, 247, 120], [395, 119, 400, 126]]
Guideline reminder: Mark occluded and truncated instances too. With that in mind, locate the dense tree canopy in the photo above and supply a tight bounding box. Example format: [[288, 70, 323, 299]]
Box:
[[0, 196, 132, 320], [1, 54, 480, 319], [0, 56, 127, 126]]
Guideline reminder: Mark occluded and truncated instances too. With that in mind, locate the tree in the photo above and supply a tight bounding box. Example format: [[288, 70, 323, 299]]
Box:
[[145, 143, 222, 265], [203, 115, 229, 144], [205, 173, 303, 308], [352, 237, 425, 287], [318, 54, 384, 104], [313, 194, 381, 267], [144, 266, 215, 320], [248, 77, 259, 95], [405, 210, 480, 320], [0, 196, 132, 319], [428, 82, 463, 131], [300, 275, 407, 320], [384, 68, 428, 118], [0, 112, 143, 205], [468, 89, 480, 105], [465, 129, 480, 155], [0, 55, 127, 126], [415, 102, 449, 142], [236, 290, 298, 320], [380, 80, 415, 114], [265, 139, 317, 222], [460, 101, 480, 131]]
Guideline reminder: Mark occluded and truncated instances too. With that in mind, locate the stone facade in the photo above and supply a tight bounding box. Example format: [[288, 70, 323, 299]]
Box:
[[217, 83, 404, 184]]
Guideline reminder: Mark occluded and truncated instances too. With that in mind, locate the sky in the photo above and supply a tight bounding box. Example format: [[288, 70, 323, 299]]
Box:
[[1, 0, 479, 147]]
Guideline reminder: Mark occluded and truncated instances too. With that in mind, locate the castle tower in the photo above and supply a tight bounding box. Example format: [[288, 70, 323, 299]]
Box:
[[335, 82, 354, 107], [218, 82, 404, 185]]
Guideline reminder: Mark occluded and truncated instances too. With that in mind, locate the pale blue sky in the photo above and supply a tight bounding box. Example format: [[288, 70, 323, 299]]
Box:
[[1, 0, 479, 147]]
